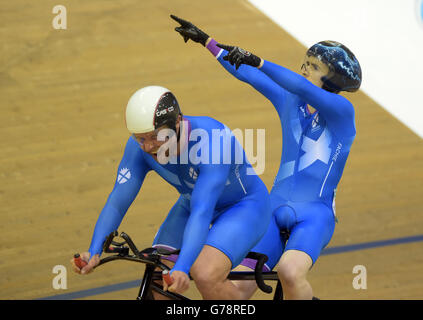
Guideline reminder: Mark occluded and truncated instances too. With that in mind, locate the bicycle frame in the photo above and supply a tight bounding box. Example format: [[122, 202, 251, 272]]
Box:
[[95, 231, 284, 300], [136, 264, 283, 300]]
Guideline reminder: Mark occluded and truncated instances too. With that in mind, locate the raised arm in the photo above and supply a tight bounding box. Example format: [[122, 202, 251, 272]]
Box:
[[260, 60, 355, 135], [216, 44, 356, 135], [211, 40, 286, 105], [170, 15, 286, 107]]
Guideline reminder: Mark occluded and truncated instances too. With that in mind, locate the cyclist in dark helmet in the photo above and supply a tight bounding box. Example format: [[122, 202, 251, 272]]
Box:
[[304, 40, 361, 93]]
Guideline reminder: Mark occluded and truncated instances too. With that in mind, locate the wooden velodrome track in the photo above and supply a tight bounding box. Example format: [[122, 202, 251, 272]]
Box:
[[1, 0, 422, 300]]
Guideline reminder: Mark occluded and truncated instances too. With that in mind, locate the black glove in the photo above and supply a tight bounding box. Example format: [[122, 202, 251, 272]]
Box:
[[170, 15, 210, 46], [216, 44, 262, 70]]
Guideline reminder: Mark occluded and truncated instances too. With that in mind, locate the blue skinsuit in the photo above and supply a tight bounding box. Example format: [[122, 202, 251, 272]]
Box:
[[87, 115, 271, 275], [207, 40, 356, 267]]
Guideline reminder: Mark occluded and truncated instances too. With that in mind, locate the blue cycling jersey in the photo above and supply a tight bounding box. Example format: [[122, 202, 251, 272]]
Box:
[[207, 39, 356, 209], [88, 115, 269, 275], [206, 39, 356, 267]]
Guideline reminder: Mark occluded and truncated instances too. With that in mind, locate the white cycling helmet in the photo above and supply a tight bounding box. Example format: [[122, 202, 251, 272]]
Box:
[[125, 85, 181, 134]]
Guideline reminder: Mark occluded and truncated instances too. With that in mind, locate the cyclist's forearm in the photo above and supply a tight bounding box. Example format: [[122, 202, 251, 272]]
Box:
[[206, 38, 248, 82], [206, 38, 284, 104], [88, 205, 126, 257], [172, 210, 212, 275], [172, 165, 226, 275], [87, 137, 148, 256]]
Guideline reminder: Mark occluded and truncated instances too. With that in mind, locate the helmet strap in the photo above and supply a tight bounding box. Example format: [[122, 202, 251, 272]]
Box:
[[176, 114, 183, 142]]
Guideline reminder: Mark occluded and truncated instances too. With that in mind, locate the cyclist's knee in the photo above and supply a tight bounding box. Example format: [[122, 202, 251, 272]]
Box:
[[277, 251, 312, 287], [277, 263, 303, 288], [191, 262, 225, 289], [191, 245, 232, 288]]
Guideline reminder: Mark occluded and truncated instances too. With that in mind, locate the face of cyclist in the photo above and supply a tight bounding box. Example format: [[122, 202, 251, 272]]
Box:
[[301, 55, 330, 88], [132, 128, 167, 155], [132, 116, 182, 161]]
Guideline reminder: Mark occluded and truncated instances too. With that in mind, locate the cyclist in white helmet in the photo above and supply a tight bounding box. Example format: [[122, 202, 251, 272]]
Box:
[[71, 85, 272, 299]]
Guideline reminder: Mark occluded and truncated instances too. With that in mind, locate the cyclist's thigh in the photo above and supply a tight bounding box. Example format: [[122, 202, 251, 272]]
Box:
[[284, 201, 335, 265], [152, 195, 190, 253], [238, 213, 285, 272], [239, 193, 294, 272], [206, 191, 271, 270]]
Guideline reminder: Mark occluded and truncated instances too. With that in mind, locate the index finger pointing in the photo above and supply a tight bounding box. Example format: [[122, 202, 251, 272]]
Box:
[[170, 14, 191, 27]]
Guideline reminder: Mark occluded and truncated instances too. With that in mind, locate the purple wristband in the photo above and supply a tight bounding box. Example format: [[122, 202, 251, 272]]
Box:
[[206, 38, 223, 58]]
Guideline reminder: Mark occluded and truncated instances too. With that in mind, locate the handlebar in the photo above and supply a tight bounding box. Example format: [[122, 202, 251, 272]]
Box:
[[73, 253, 87, 269], [103, 230, 118, 252], [162, 269, 173, 286], [245, 251, 273, 294], [95, 231, 274, 294]]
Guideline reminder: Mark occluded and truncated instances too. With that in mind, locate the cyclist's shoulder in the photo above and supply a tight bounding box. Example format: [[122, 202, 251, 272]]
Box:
[[121, 135, 150, 165], [322, 94, 356, 137]]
